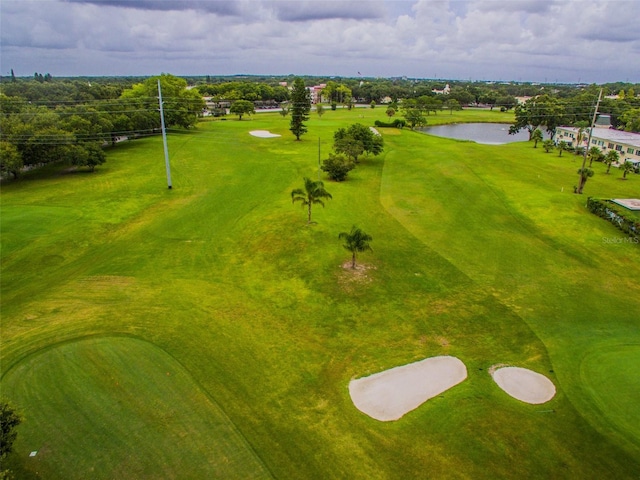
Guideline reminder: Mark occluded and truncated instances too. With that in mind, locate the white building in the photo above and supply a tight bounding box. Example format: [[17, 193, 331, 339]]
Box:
[[554, 122, 640, 167]]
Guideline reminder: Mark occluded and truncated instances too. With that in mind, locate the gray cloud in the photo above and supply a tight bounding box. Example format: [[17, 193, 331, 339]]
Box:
[[64, 0, 241, 15], [1, 0, 638, 82], [270, 1, 385, 22]]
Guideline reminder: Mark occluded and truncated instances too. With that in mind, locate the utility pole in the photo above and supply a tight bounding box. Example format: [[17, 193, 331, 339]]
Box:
[[158, 79, 172, 189], [577, 88, 602, 194], [318, 137, 321, 180]]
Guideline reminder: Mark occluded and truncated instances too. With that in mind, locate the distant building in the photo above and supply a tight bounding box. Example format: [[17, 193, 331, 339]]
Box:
[[307, 84, 327, 104], [432, 84, 450, 95]]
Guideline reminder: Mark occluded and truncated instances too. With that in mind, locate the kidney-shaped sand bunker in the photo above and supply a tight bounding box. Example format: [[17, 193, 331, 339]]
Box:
[[349, 356, 467, 421]]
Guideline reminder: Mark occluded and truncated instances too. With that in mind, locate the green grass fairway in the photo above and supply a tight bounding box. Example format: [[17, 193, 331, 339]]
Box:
[[2, 337, 271, 479], [581, 345, 640, 448], [2, 108, 640, 479]]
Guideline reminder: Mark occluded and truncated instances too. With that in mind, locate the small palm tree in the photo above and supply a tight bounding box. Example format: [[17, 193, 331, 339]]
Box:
[[531, 129, 543, 148], [589, 146, 604, 167], [291, 177, 332, 224], [339, 226, 373, 269], [542, 139, 555, 153], [576, 167, 594, 194], [557, 141, 568, 157], [621, 161, 634, 179], [603, 150, 619, 174]]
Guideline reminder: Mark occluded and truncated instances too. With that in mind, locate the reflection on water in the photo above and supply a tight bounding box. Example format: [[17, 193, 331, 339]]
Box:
[[421, 123, 543, 145]]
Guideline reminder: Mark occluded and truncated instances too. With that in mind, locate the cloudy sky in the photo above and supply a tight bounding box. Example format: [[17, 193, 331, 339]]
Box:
[[1, 0, 638, 83]]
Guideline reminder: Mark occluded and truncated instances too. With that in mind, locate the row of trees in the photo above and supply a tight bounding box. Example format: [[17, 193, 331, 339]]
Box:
[[510, 93, 640, 140], [1, 75, 204, 179]]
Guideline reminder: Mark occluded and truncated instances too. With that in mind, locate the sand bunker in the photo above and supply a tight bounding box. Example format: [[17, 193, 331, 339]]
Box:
[[249, 130, 281, 138], [349, 356, 467, 421], [491, 367, 556, 404]]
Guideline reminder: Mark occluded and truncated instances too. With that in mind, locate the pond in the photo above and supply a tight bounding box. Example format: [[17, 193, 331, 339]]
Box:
[[420, 123, 542, 145]]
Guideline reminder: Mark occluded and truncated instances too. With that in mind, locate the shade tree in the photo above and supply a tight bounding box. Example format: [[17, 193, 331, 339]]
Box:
[[230, 100, 255, 120]]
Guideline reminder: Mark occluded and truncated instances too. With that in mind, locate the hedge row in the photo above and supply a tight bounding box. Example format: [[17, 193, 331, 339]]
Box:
[[374, 119, 406, 129], [586, 197, 640, 240]]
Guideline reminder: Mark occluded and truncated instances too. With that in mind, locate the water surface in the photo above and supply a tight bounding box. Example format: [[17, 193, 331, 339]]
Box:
[[421, 123, 539, 145]]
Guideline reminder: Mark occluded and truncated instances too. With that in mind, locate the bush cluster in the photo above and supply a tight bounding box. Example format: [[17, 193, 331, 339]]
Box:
[[374, 119, 406, 129], [586, 198, 640, 239]]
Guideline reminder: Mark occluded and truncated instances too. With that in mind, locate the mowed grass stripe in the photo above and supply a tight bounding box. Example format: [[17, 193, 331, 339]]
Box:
[[2, 336, 273, 480]]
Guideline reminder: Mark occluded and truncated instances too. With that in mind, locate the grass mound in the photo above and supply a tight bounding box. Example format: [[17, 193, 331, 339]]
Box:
[[581, 345, 640, 450], [2, 336, 272, 480]]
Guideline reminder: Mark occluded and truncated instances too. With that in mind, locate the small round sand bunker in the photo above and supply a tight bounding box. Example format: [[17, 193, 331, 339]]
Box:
[[249, 130, 281, 138], [349, 356, 467, 421], [492, 367, 556, 404]]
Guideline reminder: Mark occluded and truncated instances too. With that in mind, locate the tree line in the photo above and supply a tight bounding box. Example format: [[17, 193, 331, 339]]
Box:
[[1, 74, 203, 179]]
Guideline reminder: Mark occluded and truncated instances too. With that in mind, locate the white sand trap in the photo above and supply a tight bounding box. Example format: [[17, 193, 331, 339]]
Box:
[[249, 130, 281, 138], [349, 356, 467, 421], [492, 367, 556, 404]]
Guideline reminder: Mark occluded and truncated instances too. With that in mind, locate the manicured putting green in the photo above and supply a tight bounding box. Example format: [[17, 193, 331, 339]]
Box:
[[3, 336, 272, 480], [581, 345, 640, 446]]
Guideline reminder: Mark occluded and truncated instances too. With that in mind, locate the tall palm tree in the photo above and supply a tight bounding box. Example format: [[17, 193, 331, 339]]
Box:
[[339, 226, 373, 269], [291, 177, 332, 224]]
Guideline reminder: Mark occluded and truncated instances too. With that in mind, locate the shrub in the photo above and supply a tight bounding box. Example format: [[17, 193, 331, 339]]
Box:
[[321, 153, 355, 181], [374, 119, 406, 129], [586, 198, 639, 240]]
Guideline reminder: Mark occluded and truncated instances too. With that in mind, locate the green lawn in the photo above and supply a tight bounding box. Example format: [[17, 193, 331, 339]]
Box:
[[2, 107, 639, 479]]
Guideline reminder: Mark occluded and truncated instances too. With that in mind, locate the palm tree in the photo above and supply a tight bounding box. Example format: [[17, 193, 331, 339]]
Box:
[[621, 161, 635, 179], [603, 150, 619, 174], [291, 177, 332, 224], [557, 141, 568, 157], [542, 139, 555, 153], [531, 128, 543, 148], [576, 167, 594, 194], [589, 146, 604, 167], [339, 226, 373, 269]]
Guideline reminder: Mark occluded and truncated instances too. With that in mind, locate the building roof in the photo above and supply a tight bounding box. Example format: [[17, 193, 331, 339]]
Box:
[[556, 126, 640, 148], [590, 128, 640, 148]]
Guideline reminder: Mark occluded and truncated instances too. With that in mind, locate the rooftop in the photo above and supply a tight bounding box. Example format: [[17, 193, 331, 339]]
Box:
[[557, 126, 640, 148]]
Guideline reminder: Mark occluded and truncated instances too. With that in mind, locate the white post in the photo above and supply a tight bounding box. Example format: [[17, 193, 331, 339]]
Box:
[[158, 79, 172, 189]]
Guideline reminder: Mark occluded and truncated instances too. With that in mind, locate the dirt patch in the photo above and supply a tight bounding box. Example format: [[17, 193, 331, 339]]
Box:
[[338, 262, 376, 290]]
